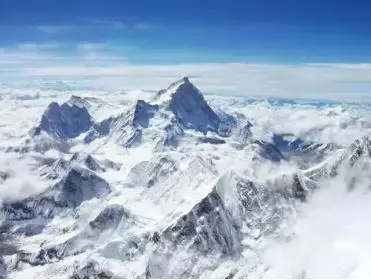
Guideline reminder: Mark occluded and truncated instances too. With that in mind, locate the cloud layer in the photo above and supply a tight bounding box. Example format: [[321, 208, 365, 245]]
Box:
[[1, 43, 371, 102]]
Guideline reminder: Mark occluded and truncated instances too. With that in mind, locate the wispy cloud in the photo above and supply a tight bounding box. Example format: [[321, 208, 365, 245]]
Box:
[[17, 42, 60, 51], [2, 41, 371, 102], [84, 19, 153, 31], [76, 43, 110, 51], [0, 43, 127, 72], [132, 22, 152, 31], [36, 25, 69, 33]]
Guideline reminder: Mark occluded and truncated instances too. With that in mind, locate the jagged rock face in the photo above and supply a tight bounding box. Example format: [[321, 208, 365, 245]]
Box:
[[217, 171, 300, 240], [51, 167, 111, 209], [83, 116, 117, 143], [146, 189, 242, 278], [163, 78, 221, 134], [163, 190, 242, 256], [33, 102, 93, 140], [132, 100, 159, 128]]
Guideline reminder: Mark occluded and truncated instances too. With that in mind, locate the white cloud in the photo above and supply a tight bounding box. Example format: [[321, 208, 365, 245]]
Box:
[[2, 41, 371, 102], [86, 19, 151, 30], [262, 173, 371, 278], [14, 63, 371, 102], [0, 153, 49, 203]]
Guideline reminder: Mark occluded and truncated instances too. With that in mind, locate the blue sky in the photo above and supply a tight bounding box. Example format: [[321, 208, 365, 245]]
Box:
[[2, 0, 371, 102], [1, 0, 371, 63]]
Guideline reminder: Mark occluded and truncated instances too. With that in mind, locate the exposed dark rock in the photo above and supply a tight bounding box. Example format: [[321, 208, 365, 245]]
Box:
[[163, 189, 242, 256], [198, 136, 226, 145], [32, 102, 93, 140], [158, 77, 221, 134], [51, 168, 111, 209], [132, 100, 159, 128], [84, 117, 116, 144]]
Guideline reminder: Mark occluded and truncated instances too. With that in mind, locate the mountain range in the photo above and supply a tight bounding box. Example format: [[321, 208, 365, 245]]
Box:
[[0, 77, 370, 278]]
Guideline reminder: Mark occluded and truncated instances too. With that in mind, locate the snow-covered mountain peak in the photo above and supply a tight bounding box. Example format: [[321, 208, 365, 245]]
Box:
[[154, 76, 191, 102], [153, 77, 221, 134], [32, 100, 93, 140], [67, 95, 90, 109]]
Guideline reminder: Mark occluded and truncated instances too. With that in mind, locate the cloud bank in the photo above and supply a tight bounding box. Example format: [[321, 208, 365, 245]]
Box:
[[1, 44, 371, 102]]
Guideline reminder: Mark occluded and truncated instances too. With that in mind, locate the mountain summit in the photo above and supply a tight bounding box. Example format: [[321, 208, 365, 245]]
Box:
[[155, 77, 221, 134]]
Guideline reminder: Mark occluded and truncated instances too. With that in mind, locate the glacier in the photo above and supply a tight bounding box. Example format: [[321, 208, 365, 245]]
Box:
[[1, 77, 371, 278]]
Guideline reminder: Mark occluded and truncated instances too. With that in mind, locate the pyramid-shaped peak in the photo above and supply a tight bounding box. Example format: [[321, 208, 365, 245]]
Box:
[[153, 77, 221, 134], [154, 76, 200, 103], [168, 76, 191, 88]]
